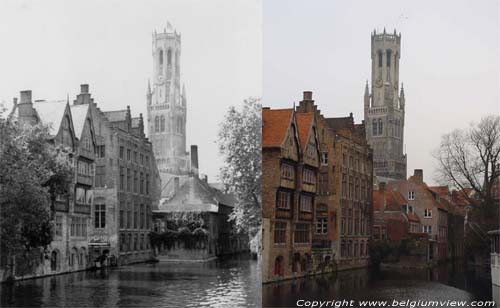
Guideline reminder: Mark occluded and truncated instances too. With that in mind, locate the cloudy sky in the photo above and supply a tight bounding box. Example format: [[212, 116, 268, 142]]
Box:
[[264, 0, 500, 185], [0, 0, 262, 181]]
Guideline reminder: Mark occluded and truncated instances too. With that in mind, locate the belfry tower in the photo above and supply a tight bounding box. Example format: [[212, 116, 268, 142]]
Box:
[[147, 23, 189, 197], [364, 28, 407, 180]]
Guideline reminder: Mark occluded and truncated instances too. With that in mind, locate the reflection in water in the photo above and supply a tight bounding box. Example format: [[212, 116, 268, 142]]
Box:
[[1, 255, 260, 308], [263, 264, 493, 307]]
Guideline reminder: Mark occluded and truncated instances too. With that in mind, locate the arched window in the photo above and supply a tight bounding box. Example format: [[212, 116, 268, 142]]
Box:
[[155, 116, 159, 132], [386, 49, 392, 67], [372, 119, 377, 136], [167, 49, 172, 65], [378, 119, 383, 135], [378, 50, 383, 67], [160, 115, 165, 132], [159, 49, 163, 65]]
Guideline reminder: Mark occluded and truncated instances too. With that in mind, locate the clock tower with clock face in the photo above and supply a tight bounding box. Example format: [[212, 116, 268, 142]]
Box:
[[364, 28, 407, 180], [147, 23, 189, 197]]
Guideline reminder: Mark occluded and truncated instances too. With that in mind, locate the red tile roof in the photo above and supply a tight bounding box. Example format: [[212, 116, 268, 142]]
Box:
[[373, 189, 407, 212], [295, 112, 314, 150], [262, 108, 293, 148], [407, 212, 420, 222]]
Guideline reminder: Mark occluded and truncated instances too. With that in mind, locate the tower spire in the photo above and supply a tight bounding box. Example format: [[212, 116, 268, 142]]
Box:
[[364, 80, 369, 95], [147, 79, 151, 94]]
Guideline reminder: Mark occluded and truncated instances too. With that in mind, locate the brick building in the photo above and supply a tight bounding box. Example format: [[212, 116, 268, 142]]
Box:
[[73, 84, 161, 266], [372, 182, 420, 243], [262, 107, 320, 283], [387, 169, 449, 262], [295, 92, 373, 271]]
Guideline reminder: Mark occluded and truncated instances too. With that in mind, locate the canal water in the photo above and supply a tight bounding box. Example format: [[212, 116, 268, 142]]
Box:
[[263, 264, 493, 307], [1, 255, 261, 308]]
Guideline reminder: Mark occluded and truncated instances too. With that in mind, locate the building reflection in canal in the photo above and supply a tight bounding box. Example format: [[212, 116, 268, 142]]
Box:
[[1, 255, 260, 308], [263, 264, 493, 307]]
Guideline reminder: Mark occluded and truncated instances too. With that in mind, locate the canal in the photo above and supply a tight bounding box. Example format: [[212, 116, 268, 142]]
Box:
[[1, 255, 261, 308], [263, 264, 493, 307]]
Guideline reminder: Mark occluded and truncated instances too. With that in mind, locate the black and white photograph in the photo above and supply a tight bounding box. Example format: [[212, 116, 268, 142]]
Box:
[[0, 0, 261, 307]]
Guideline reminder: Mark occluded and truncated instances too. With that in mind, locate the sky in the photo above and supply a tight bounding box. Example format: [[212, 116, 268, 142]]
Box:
[[264, 0, 500, 185], [0, 0, 262, 181]]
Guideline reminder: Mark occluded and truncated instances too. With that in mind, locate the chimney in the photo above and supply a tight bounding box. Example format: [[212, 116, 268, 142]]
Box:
[[190, 145, 199, 177], [18, 90, 34, 121], [297, 91, 315, 113], [80, 84, 89, 94], [74, 84, 93, 105], [413, 169, 424, 183], [173, 177, 180, 194]]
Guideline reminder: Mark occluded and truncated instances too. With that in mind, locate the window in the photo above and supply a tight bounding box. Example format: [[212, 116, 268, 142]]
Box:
[[134, 151, 138, 163], [299, 194, 313, 212], [341, 174, 347, 197], [96, 145, 105, 158], [70, 216, 86, 237], [372, 119, 378, 136], [424, 209, 432, 218], [94, 204, 105, 229], [274, 222, 286, 244], [95, 166, 105, 188], [280, 163, 294, 180], [146, 174, 150, 195], [378, 50, 383, 67], [134, 171, 138, 193], [160, 116, 165, 132], [127, 149, 131, 161], [386, 49, 392, 67], [120, 209, 124, 229], [127, 169, 131, 192], [423, 225, 432, 234], [159, 49, 164, 65], [167, 49, 172, 65], [155, 116, 159, 132], [76, 187, 92, 205], [276, 190, 291, 209], [321, 152, 328, 166], [378, 119, 383, 135], [119, 146, 124, 159], [342, 153, 347, 167], [140, 173, 144, 194], [55, 215, 63, 237], [408, 191, 415, 200], [303, 168, 316, 184], [294, 223, 310, 244], [127, 203, 131, 229], [140, 204, 145, 229], [119, 167, 125, 190], [140, 154, 144, 165], [315, 205, 328, 234], [134, 204, 138, 229]]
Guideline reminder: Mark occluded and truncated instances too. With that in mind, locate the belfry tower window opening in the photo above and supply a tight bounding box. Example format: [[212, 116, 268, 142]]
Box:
[[386, 49, 391, 67], [378, 50, 383, 68], [159, 49, 163, 65], [167, 49, 172, 65]]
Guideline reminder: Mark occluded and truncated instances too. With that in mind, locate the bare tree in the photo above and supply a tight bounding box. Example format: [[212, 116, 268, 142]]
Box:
[[434, 115, 500, 212]]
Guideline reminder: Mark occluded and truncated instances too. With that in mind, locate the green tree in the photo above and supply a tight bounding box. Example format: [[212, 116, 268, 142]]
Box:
[[0, 109, 73, 258], [217, 97, 262, 246]]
